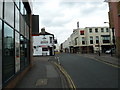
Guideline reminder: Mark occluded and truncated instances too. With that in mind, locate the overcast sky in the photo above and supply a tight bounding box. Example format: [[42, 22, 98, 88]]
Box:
[[33, 0, 109, 45]]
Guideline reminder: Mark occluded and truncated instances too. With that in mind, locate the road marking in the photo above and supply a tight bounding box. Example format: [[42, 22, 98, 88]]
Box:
[[53, 62, 76, 89]]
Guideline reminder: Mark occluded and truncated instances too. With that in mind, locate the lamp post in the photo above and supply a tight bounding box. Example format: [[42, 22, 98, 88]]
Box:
[[104, 22, 115, 56], [98, 40, 101, 56]]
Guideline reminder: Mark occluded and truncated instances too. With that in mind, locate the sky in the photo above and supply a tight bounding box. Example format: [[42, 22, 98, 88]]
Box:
[[33, 0, 109, 45]]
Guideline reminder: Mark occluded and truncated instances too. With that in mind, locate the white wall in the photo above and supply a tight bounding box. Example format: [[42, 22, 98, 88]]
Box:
[[33, 35, 54, 56], [85, 27, 113, 52]]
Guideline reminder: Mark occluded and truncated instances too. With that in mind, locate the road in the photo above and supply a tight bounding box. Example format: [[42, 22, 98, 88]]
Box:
[[56, 53, 119, 88]]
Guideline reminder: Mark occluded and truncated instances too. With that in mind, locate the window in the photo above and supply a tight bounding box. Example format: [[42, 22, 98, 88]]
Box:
[[4, 1, 14, 27], [0, 0, 3, 18], [42, 48, 48, 51], [15, 5, 20, 31], [82, 37, 85, 45], [0, 20, 2, 86], [20, 35, 25, 70], [26, 25, 29, 39], [20, 14, 25, 35], [96, 36, 99, 44], [15, 31, 20, 73], [95, 28, 98, 33], [24, 39, 29, 67], [50, 37, 52, 43], [80, 30, 84, 35], [75, 37, 78, 45], [3, 23, 14, 82], [89, 28, 92, 33], [90, 36, 93, 44], [15, 0, 20, 9], [0, 20, 2, 50], [106, 28, 109, 32], [101, 28, 104, 32], [20, 1, 24, 15], [102, 35, 110, 43], [24, 22, 27, 37]]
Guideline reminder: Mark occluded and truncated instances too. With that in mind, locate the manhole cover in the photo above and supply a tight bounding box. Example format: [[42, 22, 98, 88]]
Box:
[[35, 79, 48, 86]]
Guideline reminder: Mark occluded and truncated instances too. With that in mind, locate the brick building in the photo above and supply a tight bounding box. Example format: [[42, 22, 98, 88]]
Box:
[[108, 1, 120, 58]]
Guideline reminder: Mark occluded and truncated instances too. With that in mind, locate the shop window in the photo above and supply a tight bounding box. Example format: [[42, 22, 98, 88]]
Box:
[[0, 20, 2, 86], [15, 31, 20, 73], [3, 23, 14, 83], [4, 0, 14, 27], [102, 35, 110, 43], [24, 39, 29, 66], [20, 36, 29, 69], [26, 25, 29, 40], [24, 22, 27, 37], [0, 0, 3, 19], [20, 35, 25, 70], [15, 5, 20, 31]]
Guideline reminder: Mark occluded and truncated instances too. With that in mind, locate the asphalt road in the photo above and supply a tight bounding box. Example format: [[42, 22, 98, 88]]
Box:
[[56, 53, 119, 88]]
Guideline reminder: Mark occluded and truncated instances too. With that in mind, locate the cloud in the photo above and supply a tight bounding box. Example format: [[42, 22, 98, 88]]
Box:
[[33, 0, 109, 44]]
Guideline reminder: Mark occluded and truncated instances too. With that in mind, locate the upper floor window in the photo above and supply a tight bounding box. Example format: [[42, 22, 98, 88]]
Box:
[[4, 1, 14, 27], [80, 30, 84, 35], [15, 5, 20, 31], [89, 28, 92, 33], [106, 28, 109, 32], [15, 0, 20, 9], [101, 28, 104, 32], [95, 28, 98, 33]]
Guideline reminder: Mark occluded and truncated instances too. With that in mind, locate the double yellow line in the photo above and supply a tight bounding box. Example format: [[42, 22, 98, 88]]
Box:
[[53, 62, 76, 90]]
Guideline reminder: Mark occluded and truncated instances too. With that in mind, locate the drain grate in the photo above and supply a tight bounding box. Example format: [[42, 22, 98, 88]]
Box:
[[35, 79, 48, 86]]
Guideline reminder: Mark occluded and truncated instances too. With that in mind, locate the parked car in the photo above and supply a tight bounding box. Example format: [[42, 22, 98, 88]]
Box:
[[105, 48, 115, 54]]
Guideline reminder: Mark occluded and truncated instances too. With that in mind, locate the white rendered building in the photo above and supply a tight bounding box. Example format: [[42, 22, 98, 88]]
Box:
[[62, 27, 114, 53], [33, 28, 55, 56]]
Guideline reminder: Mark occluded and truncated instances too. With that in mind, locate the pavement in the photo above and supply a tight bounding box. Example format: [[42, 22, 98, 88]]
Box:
[[15, 56, 69, 88], [79, 53, 120, 68]]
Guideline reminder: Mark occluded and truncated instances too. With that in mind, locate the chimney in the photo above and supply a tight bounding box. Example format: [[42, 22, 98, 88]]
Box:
[[41, 27, 45, 34]]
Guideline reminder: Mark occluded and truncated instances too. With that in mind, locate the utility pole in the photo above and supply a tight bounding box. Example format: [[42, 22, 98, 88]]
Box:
[[98, 41, 101, 56]]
